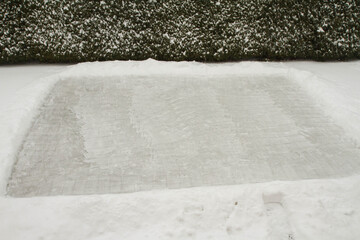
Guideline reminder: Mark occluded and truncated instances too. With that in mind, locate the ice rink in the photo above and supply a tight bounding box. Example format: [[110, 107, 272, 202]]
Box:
[[7, 75, 360, 197]]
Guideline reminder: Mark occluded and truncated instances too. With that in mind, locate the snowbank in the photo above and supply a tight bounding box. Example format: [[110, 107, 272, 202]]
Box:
[[0, 65, 69, 195], [1, 175, 360, 240], [285, 61, 360, 147]]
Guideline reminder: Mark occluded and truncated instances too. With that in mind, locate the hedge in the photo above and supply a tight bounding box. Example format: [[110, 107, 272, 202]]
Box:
[[1, 0, 359, 63]]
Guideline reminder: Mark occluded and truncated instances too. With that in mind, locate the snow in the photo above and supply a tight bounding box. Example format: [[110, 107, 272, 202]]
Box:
[[0, 65, 67, 110], [0, 65, 69, 196], [0, 60, 360, 239], [283, 61, 360, 147], [1, 176, 360, 240]]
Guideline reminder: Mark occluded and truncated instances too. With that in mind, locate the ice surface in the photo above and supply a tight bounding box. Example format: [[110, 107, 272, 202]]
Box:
[[7, 75, 360, 197]]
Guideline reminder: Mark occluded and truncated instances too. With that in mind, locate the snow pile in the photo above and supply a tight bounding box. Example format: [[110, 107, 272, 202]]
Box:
[[0, 176, 359, 240], [284, 61, 360, 147], [288, 68, 360, 147]]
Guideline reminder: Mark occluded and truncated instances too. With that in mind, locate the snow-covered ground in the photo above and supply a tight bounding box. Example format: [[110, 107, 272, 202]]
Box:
[[0, 65, 68, 111], [0, 60, 359, 239]]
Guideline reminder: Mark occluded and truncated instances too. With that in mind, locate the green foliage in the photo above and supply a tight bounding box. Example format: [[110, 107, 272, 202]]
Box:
[[1, 0, 359, 63]]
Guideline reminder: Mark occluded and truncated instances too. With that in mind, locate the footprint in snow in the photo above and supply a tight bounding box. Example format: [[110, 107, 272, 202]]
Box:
[[263, 192, 295, 240]]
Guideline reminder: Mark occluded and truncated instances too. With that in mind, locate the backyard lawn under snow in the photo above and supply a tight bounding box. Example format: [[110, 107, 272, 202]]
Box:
[[0, 60, 359, 240]]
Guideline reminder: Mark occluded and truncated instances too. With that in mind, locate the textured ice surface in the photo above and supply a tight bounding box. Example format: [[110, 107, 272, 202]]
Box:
[[7, 76, 360, 197]]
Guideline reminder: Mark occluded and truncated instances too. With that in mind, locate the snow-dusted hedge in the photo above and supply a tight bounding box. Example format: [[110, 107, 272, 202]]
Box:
[[1, 0, 359, 63]]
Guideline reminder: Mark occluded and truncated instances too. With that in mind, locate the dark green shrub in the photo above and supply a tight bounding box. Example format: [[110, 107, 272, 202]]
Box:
[[1, 0, 359, 63]]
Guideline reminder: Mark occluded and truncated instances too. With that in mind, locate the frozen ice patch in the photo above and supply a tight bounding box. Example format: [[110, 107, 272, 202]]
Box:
[[7, 75, 360, 197]]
